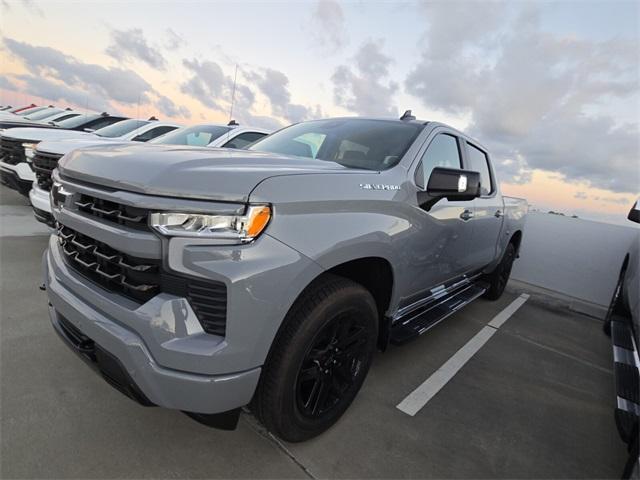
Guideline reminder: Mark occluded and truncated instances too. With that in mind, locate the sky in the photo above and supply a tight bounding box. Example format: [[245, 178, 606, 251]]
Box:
[[0, 0, 638, 225]]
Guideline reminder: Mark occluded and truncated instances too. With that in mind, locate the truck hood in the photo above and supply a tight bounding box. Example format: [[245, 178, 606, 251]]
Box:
[[3, 128, 95, 143], [38, 138, 129, 156], [58, 143, 356, 202]]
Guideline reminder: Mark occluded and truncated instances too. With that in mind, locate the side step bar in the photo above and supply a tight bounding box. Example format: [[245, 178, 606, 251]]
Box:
[[610, 315, 640, 444], [390, 281, 488, 345]]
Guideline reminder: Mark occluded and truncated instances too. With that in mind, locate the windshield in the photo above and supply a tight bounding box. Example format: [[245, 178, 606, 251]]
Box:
[[248, 119, 423, 170], [24, 108, 64, 121], [150, 124, 231, 146], [94, 119, 150, 138], [53, 114, 99, 128]]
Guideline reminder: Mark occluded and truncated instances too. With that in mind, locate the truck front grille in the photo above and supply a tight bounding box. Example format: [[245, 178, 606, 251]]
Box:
[[57, 224, 227, 336], [75, 193, 150, 231], [33, 151, 63, 191], [0, 137, 25, 165], [58, 224, 160, 303]]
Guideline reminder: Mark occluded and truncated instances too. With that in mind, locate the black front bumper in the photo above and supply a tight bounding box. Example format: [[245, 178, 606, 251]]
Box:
[[32, 206, 55, 227], [52, 310, 241, 430], [0, 169, 32, 196], [55, 313, 155, 406]]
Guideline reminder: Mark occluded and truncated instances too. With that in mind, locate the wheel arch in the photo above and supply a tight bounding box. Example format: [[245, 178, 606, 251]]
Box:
[[509, 230, 523, 254]]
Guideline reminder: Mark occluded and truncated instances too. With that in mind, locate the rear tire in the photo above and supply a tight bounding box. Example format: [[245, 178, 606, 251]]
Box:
[[252, 274, 378, 442], [483, 242, 516, 301]]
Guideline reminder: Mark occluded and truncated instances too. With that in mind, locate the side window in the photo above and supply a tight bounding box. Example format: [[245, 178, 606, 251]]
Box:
[[222, 132, 267, 149], [50, 113, 78, 123], [466, 143, 493, 195], [132, 126, 177, 142], [417, 134, 461, 187]]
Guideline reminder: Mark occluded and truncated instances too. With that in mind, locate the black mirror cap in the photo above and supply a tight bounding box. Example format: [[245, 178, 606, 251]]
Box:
[[427, 167, 481, 201], [628, 201, 640, 224]]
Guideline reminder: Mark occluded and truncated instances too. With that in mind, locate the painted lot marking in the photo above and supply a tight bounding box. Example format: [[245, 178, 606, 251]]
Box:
[[396, 293, 530, 416]]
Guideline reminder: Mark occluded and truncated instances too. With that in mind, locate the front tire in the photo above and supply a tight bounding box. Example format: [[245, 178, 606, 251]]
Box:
[[252, 274, 378, 442], [482, 242, 517, 301]]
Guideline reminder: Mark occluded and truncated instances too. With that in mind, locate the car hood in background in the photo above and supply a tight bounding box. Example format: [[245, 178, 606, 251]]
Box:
[[1, 128, 95, 143]]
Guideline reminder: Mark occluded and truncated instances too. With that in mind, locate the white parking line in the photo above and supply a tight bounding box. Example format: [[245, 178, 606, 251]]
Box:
[[396, 293, 530, 416]]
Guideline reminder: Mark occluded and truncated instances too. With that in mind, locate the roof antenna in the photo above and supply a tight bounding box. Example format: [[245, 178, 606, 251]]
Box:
[[228, 64, 238, 126], [400, 110, 416, 121]]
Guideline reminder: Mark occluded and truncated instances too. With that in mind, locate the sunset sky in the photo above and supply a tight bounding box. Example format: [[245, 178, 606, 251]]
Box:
[[0, 0, 638, 225]]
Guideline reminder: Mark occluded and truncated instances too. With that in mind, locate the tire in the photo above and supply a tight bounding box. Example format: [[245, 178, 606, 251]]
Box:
[[252, 274, 378, 442], [603, 263, 627, 337], [482, 242, 517, 301]]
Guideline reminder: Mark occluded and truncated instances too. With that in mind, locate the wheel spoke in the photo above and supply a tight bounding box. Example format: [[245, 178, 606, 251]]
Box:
[[299, 365, 319, 383], [310, 379, 330, 415], [304, 378, 322, 410]]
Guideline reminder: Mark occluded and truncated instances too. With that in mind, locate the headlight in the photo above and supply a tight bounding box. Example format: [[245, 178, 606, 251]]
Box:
[[51, 181, 72, 209], [22, 142, 38, 161], [149, 205, 271, 243]]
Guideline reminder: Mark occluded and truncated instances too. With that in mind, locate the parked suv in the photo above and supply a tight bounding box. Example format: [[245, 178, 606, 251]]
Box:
[[0, 114, 128, 195], [44, 115, 527, 441], [28, 121, 262, 225]]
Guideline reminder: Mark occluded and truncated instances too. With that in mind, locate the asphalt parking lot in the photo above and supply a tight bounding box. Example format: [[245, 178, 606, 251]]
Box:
[[0, 184, 629, 478]]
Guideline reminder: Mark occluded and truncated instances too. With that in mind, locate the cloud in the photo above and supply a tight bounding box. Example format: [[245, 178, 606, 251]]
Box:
[[574, 192, 588, 200], [106, 28, 167, 70], [246, 68, 321, 123], [4, 38, 154, 106], [592, 195, 632, 205], [181, 59, 317, 126], [22, 0, 43, 17], [17, 74, 112, 112], [0, 75, 18, 91], [312, 0, 347, 53], [332, 40, 398, 116], [405, 3, 640, 195], [180, 58, 230, 111], [164, 28, 185, 50], [155, 94, 191, 119]]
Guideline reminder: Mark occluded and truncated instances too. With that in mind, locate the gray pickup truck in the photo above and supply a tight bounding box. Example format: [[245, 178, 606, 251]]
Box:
[[44, 115, 527, 441]]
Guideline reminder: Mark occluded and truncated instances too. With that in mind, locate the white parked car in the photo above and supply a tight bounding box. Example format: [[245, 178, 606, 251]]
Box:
[[29, 122, 270, 225], [0, 118, 177, 196], [149, 122, 271, 149]]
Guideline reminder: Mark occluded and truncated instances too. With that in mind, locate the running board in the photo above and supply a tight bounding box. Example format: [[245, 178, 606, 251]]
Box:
[[390, 282, 488, 345]]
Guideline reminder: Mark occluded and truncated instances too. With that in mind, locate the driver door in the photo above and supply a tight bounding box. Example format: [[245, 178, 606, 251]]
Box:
[[401, 131, 476, 307]]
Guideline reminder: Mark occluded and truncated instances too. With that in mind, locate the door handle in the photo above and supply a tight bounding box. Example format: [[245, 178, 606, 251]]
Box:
[[460, 209, 474, 221], [494, 210, 504, 218]]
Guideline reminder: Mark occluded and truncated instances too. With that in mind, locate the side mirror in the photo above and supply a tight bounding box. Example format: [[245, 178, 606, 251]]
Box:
[[628, 201, 640, 224], [427, 167, 481, 201]]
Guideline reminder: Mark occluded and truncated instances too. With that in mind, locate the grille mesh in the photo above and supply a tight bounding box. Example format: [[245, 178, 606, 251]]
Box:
[[33, 151, 63, 191], [75, 194, 150, 231], [0, 137, 25, 165], [58, 224, 160, 303], [57, 224, 227, 336]]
